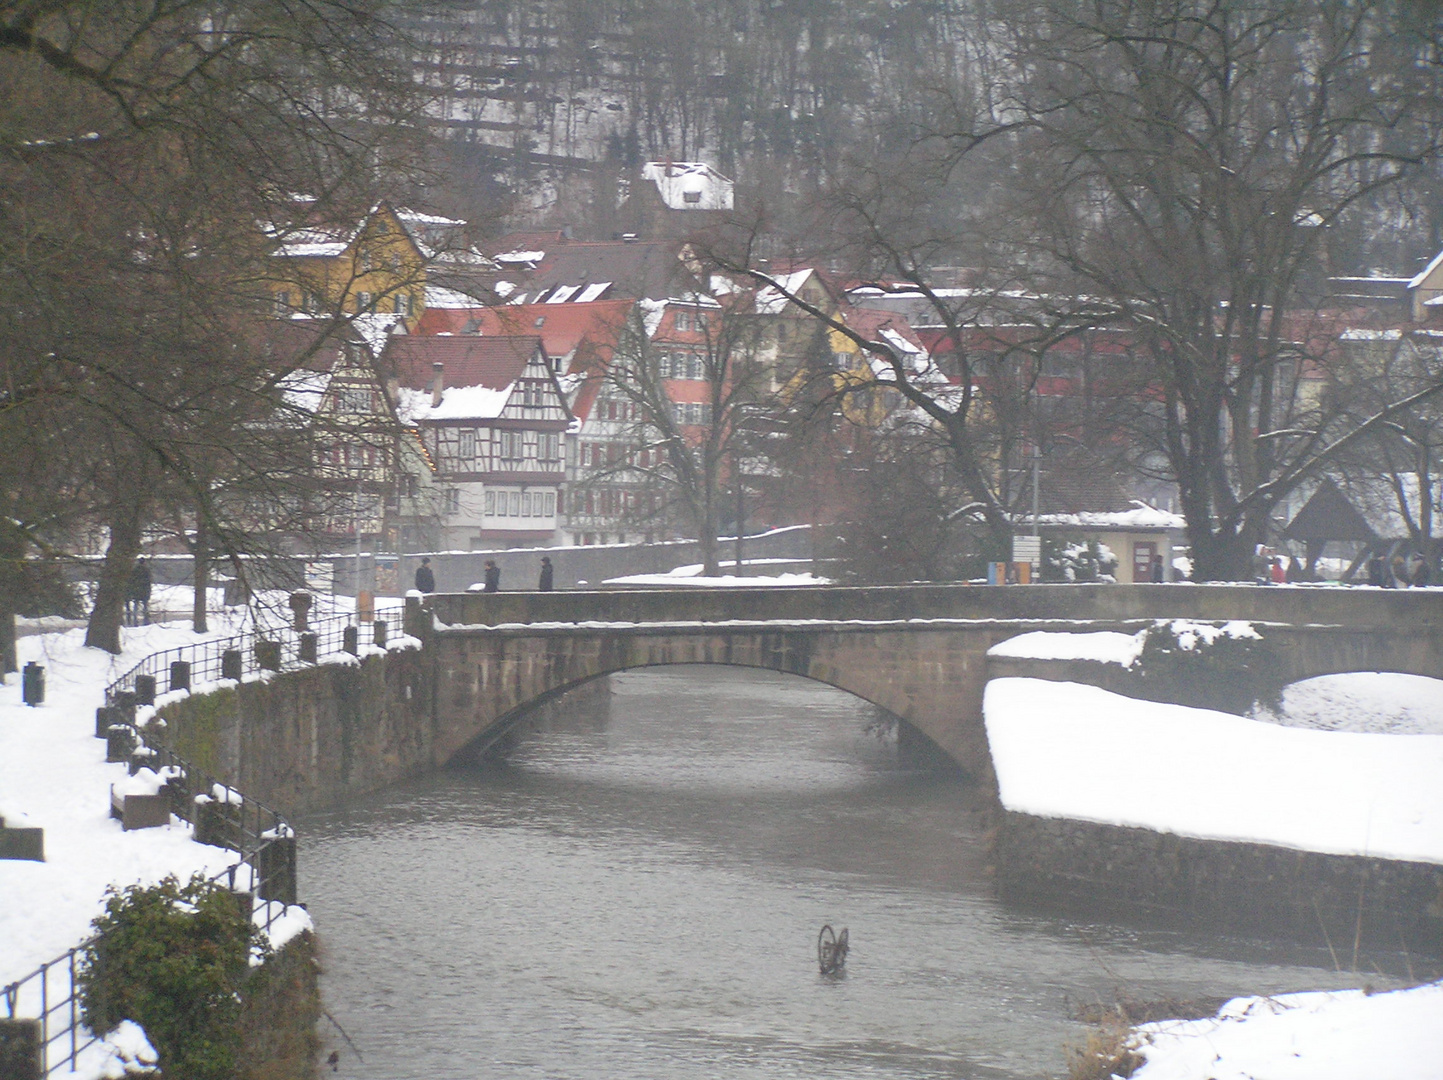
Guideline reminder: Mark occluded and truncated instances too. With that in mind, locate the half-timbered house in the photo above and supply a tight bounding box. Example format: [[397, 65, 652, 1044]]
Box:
[[382, 335, 570, 548]]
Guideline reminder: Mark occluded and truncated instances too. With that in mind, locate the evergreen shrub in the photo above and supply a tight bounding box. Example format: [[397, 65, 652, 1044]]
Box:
[[1130, 620, 1280, 714], [78, 874, 267, 1080]]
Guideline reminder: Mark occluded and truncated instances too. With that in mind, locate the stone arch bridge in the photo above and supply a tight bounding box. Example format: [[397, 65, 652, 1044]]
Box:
[[153, 583, 1441, 815], [422, 584, 1443, 784]]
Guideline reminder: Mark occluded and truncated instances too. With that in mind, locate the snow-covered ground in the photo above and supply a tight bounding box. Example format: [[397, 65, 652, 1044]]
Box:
[[984, 629, 1443, 1077], [0, 589, 378, 984], [1255, 672, 1443, 735], [1129, 981, 1443, 1080]]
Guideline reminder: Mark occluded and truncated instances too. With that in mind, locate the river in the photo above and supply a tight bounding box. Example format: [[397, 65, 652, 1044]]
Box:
[[298, 665, 1399, 1079]]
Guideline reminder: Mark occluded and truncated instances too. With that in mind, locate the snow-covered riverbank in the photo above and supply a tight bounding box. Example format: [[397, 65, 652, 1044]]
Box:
[[984, 628, 1443, 1077]]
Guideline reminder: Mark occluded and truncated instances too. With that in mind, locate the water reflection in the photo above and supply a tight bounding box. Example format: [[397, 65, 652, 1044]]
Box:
[[299, 665, 1404, 1080]]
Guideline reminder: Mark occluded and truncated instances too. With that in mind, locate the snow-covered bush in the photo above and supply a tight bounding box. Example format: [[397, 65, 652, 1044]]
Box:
[[79, 874, 267, 1080], [1042, 538, 1118, 583], [1131, 620, 1280, 714]]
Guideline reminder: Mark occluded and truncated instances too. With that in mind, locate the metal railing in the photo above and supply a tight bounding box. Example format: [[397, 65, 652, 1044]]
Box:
[[104, 610, 391, 707]]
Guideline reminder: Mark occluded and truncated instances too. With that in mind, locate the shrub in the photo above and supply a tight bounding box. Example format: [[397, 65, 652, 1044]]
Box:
[[1042, 537, 1118, 583], [1065, 1012, 1144, 1080], [79, 874, 268, 1080], [1130, 620, 1280, 714]]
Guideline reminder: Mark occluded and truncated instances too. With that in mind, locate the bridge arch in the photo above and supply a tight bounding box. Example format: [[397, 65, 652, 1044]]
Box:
[[430, 624, 1008, 780], [448, 657, 955, 768]]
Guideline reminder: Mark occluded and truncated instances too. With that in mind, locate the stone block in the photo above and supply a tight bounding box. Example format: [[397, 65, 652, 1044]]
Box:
[[110, 787, 172, 831], [0, 823, 44, 861], [105, 724, 137, 763]]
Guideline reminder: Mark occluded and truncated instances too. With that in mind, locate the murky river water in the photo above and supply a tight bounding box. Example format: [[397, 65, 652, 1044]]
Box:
[[298, 666, 1404, 1079]]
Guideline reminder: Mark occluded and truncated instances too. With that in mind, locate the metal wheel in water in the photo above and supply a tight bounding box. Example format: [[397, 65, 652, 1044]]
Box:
[[818, 924, 848, 975]]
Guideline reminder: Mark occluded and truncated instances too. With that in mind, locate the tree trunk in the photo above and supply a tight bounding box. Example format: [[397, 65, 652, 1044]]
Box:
[[191, 515, 209, 634], [1188, 526, 1255, 583], [0, 526, 19, 673], [0, 605, 15, 675], [85, 502, 145, 654]]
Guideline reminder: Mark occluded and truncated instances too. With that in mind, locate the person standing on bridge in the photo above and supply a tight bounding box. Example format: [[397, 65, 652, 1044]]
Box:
[[483, 560, 500, 592], [414, 558, 435, 594], [538, 556, 554, 592]]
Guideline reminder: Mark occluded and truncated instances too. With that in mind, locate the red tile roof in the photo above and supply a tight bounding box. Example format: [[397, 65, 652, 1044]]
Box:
[[380, 334, 542, 391]]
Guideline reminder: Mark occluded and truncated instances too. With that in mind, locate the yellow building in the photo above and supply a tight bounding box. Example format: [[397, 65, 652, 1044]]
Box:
[[266, 200, 468, 321]]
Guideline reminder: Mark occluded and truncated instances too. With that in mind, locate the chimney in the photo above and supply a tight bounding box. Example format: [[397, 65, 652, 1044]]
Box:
[[431, 361, 444, 408]]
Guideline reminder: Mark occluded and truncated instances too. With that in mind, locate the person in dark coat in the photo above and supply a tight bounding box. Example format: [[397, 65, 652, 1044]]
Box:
[[483, 560, 500, 592], [538, 556, 554, 591], [125, 558, 152, 626], [414, 557, 435, 594], [1149, 555, 1165, 583], [1366, 553, 1385, 587], [1410, 552, 1432, 588]]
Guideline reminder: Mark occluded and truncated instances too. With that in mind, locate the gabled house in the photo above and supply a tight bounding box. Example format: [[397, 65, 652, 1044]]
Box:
[[267, 200, 495, 323], [382, 335, 571, 548], [262, 317, 443, 555]]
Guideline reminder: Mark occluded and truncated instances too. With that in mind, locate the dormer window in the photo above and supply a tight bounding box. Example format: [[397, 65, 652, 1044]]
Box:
[[683, 190, 701, 203]]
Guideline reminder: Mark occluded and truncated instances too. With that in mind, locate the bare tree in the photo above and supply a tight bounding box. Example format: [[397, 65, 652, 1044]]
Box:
[[0, 1, 433, 651], [585, 296, 779, 574], [987, 0, 1443, 579]]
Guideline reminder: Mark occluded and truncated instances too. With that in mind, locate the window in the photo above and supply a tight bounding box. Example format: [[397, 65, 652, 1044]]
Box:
[[445, 489, 460, 513], [356, 291, 372, 312], [458, 430, 476, 459], [522, 492, 533, 516], [337, 386, 373, 413], [674, 310, 692, 332], [359, 249, 374, 273], [689, 355, 705, 380], [544, 491, 555, 516], [485, 490, 495, 515], [273, 290, 291, 316], [683, 189, 701, 203], [497, 430, 522, 460], [509, 490, 521, 516], [393, 292, 412, 317]]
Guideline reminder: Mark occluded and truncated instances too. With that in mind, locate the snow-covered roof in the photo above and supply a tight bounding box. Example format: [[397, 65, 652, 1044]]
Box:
[[640, 161, 734, 211], [1407, 248, 1443, 290], [350, 312, 406, 354], [425, 284, 488, 309], [754, 270, 816, 314], [395, 384, 514, 423], [277, 370, 330, 414], [1031, 500, 1185, 531]]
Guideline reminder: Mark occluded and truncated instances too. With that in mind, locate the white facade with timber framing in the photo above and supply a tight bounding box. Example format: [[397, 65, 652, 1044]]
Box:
[[384, 334, 571, 548]]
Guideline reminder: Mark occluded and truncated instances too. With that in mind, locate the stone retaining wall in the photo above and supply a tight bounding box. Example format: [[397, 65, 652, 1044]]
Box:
[[154, 649, 431, 818], [996, 811, 1443, 956]]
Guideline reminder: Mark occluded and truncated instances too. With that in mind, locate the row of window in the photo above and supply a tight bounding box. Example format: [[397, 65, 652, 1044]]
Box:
[[577, 441, 667, 469], [656, 352, 708, 380], [273, 289, 415, 317], [449, 429, 563, 464], [569, 487, 652, 518], [671, 401, 713, 426], [594, 397, 639, 422], [485, 489, 557, 518]]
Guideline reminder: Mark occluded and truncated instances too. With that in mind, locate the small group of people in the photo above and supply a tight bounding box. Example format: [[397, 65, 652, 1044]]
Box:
[[1366, 550, 1433, 589], [413, 555, 555, 594]]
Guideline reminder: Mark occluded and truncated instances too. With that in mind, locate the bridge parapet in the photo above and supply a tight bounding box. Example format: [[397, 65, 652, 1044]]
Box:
[[426, 582, 1440, 632]]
